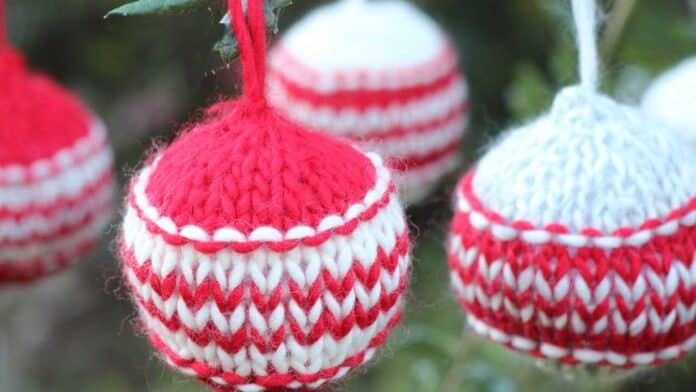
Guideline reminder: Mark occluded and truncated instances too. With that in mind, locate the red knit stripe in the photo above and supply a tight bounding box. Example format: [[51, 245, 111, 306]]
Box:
[[449, 209, 696, 363], [459, 171, 696, 237], [146, 312, 402, 389], [0, 130, 108, 186], [0, 234, 99, 283], [128, 181, 397, 254], [270, 64, 462, 109], [351, 104, 467, 142], [388, 139, 460, 172], [0, 169, 113, 222], [0, 195, 112, 247], [121, 230, 409, 346], [270, 42, 458, 91]]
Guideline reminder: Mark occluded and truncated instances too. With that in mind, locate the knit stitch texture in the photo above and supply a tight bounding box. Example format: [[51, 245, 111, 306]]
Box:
[[119, 1, 411, 390], [448, 86, 696, 367]]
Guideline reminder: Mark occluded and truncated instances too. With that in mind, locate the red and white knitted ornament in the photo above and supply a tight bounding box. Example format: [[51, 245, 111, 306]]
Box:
[[642, 57, 696, 147], [448, 0, 695, 369], [119, 1, 410, 390], [267, 0, 469, 204], [0, 1, 114, 284]]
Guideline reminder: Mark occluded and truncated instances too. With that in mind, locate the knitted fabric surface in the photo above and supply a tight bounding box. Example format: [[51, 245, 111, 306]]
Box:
[[448, 86, 696, 368], [0, 46, 114, 283], [267, 0, 469, 205], [642, 57, 696, 147], [119, 1, 411, 390]]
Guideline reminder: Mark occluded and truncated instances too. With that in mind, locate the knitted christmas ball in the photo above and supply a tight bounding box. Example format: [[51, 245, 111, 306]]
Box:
[[267, 0, 469, 205], [448, 85, 696, 369], [0, 46, 114, 283], [120, 1, 410, 390], [642, 57, 696, 146]]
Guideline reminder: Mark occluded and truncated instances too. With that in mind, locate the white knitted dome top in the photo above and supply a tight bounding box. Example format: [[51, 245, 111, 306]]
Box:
[[280, 0, 446, 71], [473, 86, 696, 233]]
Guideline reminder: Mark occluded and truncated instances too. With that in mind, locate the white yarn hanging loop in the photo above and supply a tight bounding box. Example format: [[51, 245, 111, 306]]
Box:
[[572, 0, 600, 90]]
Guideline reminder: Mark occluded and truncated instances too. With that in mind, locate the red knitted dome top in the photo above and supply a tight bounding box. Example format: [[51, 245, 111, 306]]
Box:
[[145, 101, 376, 234], [138, 0, 379, 236], [0, 47, 91, 167]]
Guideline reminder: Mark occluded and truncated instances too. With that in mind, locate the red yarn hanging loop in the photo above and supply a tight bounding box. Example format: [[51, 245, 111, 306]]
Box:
[[227, 0, 267, 103], [0, 0, 7, 48]]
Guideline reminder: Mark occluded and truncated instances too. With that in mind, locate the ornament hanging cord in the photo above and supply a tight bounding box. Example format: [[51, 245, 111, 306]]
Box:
[[572, 0, 600, 90], [227, 0, 267, 103], [0, 0, 7, 47]]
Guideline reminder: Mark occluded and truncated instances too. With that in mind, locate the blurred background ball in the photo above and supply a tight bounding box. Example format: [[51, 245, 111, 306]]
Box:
[[0, 47, 114, 284], [642, 57, 696, 146], [268, 0, 469, 205]]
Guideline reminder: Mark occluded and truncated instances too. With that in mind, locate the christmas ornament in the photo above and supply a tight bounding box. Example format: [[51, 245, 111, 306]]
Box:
[[448, 0, 696, 369], [119, 0, 410, 390], [642, 57, 696, 146], [267, 0, 469, 205], [0, 0, 114, 284]]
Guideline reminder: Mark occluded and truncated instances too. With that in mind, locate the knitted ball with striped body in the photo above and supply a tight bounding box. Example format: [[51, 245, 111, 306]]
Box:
[[0, 8, 114, 284], [119, 1, 410, 390], [448, 1, 695, 371], [267, 0, 469, 205], [642, 57, 696, 147]]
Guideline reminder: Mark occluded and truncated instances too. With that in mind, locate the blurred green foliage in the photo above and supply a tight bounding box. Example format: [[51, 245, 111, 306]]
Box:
[[0, 1, 695, 391]]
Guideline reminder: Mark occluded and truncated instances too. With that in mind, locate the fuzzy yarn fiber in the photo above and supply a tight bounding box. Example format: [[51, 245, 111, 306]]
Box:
[[267, 0, 469, 205], [119, 1, 411, 390], [448, 86, 696, 368], [642, 57, 696, 147], [0, 47, 114, 283]]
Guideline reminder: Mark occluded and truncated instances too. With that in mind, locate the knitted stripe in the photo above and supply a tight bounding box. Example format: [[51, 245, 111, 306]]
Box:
[[269, 42, 458, 93], [129, 153, 395, 253], [397, 150, 460, 201], [269, 58, 461, 109], [268, 72, 467, 136], [0, 121, 112, 207], [0, 211, 110, 283], [449, 173, 696, 367], [121, 193, 409, 391], [0, 177, 112, 246]]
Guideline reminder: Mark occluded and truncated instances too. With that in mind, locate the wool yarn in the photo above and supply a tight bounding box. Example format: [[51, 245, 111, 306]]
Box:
[[119, 1, 410, 390], [448, 0, 695, 369], [0, 3, 114, 283], [642, 57, 696, 146], [267, 0, 469, 205]]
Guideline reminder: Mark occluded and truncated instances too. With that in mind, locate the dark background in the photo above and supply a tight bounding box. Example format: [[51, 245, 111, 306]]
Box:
[[0, 1, 695, 391]]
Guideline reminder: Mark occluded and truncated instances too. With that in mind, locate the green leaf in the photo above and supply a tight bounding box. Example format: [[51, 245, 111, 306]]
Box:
[[215, 0, 293, 63], [213, 32, 239, 64], [106, 0, 204, 17]]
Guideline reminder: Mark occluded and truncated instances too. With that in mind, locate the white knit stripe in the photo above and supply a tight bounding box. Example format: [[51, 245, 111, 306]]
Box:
[[449, 239, 696, 334], [365, 113, 468, 158], [0, 144, 113, 210], [397, 151, 459, 203], [0, 119, 109, 185], [0, 210, 111, 263], [132, 152, 398, 244], [268, 77, 468, 136], [125, 246, 408, 331], [467, 313, 696, 366], [135, 291, 401, 384], [268, 44, 457, 93], [124, 192, 407, 285], [455, 189, 696, 249], [0, 181, 113, 242]]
